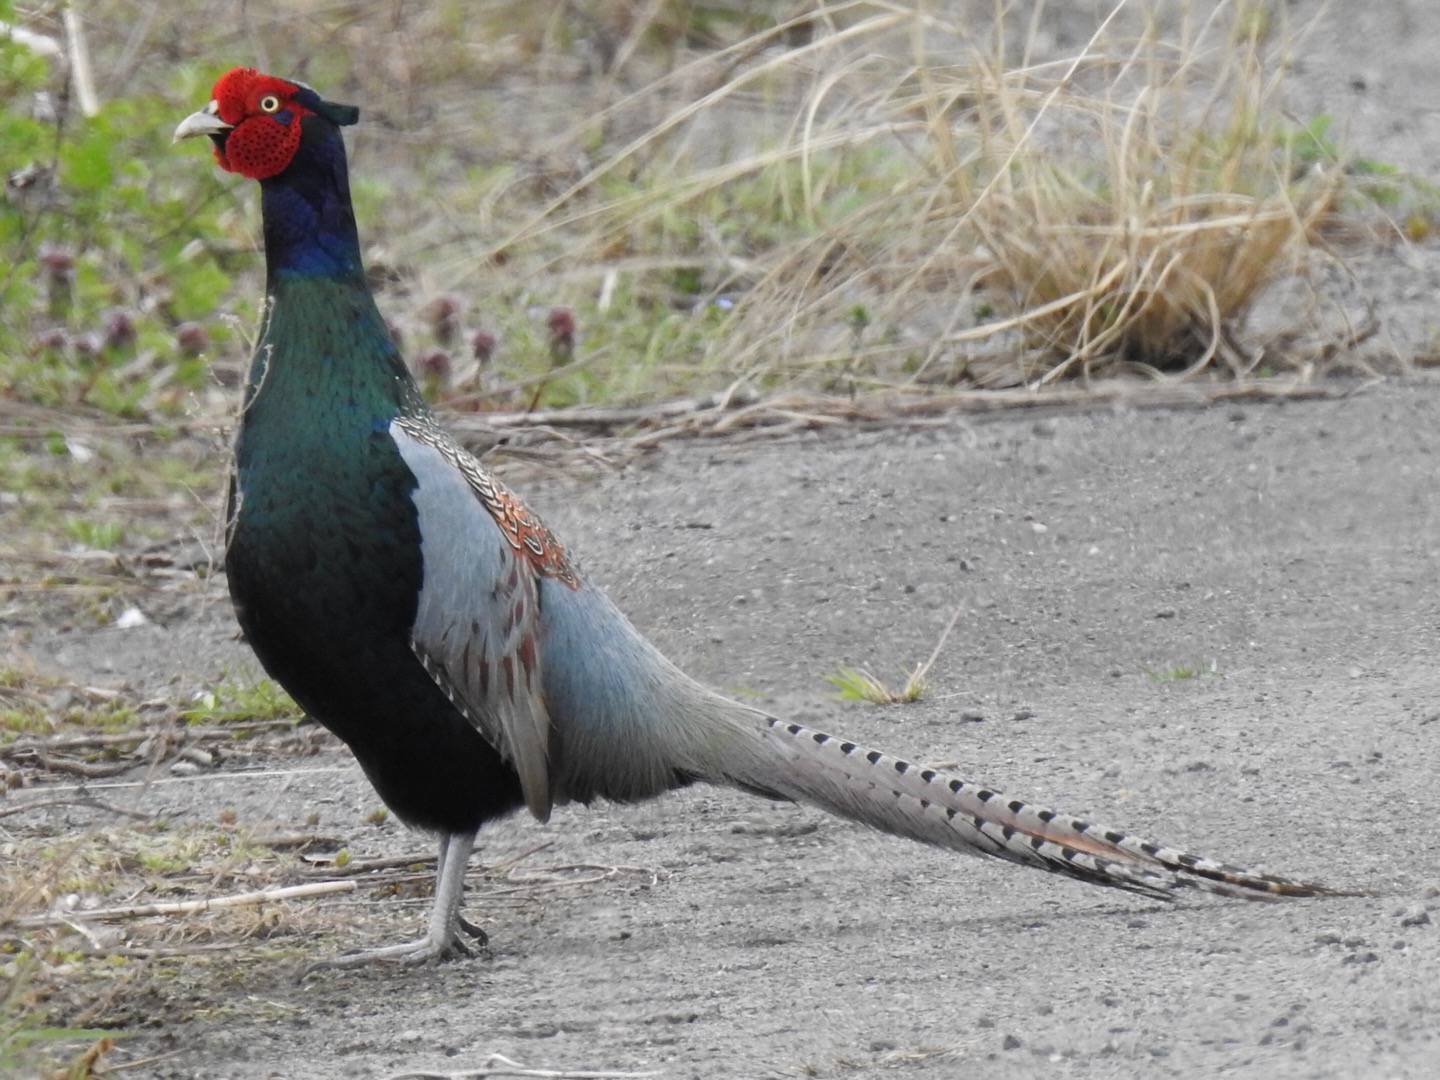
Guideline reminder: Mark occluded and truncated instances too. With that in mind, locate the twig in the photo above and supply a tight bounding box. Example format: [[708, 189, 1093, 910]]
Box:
[[0, 719, 301, 762], [101, 943, 264, 959], [23, 764, 356, 796], [61, 4, 99, 116], [489, 839, 556, 871], [910, 602, 965, 688], [34, 754, 131, 779], [445, 380, 1352, 458], [8, 880, 356, 928], [0, 794, 151, 821], [383, 1052, 661, 1079], [103, 1048, 190, 1073], [301, 853, 438, 877]]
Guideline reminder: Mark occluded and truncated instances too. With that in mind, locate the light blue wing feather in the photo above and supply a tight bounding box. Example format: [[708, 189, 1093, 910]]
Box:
[[391, 422, 554, 821]]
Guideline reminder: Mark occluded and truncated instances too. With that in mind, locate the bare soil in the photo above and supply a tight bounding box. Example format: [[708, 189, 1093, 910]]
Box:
[[7, 2, 1440, 1078], [10, 374, 1440, 1079]]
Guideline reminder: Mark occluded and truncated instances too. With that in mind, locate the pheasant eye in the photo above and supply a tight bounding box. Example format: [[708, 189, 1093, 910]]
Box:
[[258, 94, 282, 113]]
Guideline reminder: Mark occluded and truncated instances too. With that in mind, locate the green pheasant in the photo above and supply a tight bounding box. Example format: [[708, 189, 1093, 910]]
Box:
[[176, 67, 1345, 969]]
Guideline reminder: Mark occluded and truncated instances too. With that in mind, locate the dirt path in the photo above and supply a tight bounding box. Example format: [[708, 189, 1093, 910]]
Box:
[[16, 374, 1438, 1078]]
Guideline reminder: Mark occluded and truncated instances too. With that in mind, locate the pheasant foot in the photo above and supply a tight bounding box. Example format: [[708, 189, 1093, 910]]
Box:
[[300, 831, 481, 977]]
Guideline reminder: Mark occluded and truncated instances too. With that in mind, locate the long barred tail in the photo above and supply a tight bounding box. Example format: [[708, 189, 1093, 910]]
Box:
[[717, 712, 1356, 900]]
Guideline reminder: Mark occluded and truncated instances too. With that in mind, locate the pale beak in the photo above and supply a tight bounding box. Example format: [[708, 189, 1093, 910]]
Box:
[[174, 101, 232, 142]]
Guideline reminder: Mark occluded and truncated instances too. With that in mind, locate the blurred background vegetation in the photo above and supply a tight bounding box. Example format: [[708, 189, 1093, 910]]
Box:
[[3, 0, 1421, 430]]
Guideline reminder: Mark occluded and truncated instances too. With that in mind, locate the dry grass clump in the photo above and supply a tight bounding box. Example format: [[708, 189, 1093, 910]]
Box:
[[938, 4, 1340, 383], [493, 0, 1349, 393]]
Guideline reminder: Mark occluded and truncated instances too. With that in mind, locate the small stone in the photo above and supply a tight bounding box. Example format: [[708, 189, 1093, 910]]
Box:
[[1002, 1034, 1022, 1051], [1399, 905, 1431, 928], [115, 606, 149, 629]]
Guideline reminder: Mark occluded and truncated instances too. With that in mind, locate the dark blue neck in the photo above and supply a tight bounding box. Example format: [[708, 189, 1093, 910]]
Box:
[[258, 115, 364, 284]]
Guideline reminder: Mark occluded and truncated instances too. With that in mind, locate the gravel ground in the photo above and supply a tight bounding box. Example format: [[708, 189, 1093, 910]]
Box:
[[21, 373, 1440, 1078]]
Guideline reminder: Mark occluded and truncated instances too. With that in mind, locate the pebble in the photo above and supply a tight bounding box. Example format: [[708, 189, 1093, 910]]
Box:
[[115, 606, 149, 629], [1340, 951, 1380, 965], [1399, 905, 1431, 928]]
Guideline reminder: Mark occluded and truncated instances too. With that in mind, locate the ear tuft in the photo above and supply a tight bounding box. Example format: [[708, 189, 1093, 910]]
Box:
[[315, 99, 360, 127]]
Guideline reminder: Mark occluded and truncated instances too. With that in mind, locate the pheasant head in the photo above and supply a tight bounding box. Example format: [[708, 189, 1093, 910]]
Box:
[[174, 67, 359, 180], [177, 67, 366, 279]]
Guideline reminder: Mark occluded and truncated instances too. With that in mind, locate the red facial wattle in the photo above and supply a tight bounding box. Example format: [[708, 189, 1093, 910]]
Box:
[[207, 67, 310, 180]]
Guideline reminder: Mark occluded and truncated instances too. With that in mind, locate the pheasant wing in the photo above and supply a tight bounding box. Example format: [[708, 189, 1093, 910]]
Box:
[[390, 418, 555, 822]]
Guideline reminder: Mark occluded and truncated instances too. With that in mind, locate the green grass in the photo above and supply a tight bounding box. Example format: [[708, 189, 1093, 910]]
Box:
[[63, 519, 126, 551], [825, 663, 928, 705], [0, 668, 296, 739], [0, 667, 139, 737], [0, 432, 219, 552], [0, 31, 244, 419], [824, 603, 963, 706], [180, 676, 302, 726], [1143, 661, 1218, 682]]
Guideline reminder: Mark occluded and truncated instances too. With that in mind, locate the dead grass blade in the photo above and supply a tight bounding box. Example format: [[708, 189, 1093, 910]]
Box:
[[9, 882, 358, 930]]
